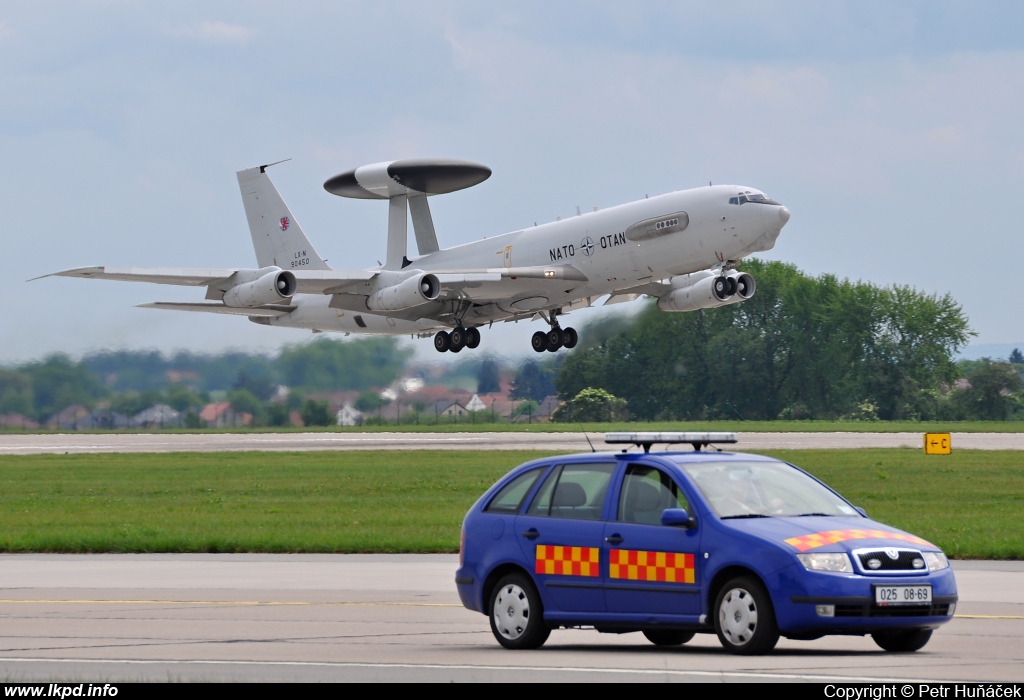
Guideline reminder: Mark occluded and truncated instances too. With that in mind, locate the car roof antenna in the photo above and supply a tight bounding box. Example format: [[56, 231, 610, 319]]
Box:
[[580, 424, 596, 452]]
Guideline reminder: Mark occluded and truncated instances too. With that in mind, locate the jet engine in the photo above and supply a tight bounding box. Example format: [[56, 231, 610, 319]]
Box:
[[656, 271, 756, 312], [223, 268, 297, 308], [366, 271, 441, 312]]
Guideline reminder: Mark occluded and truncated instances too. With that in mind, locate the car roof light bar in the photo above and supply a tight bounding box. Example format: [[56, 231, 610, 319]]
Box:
[[605, 431, 738, 453]]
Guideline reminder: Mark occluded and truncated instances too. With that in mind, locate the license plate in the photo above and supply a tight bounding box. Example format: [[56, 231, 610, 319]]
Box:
[[874, 584, 932, 606]]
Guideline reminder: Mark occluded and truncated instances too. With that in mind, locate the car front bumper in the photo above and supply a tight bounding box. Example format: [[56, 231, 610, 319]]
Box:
[[770, 564, 958, 636]]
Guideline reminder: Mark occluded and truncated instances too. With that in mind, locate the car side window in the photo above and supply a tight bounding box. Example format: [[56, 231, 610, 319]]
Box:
[[618, 465, 689, 525], [485, 467, 545, 514], [526, 463, 615, 521]]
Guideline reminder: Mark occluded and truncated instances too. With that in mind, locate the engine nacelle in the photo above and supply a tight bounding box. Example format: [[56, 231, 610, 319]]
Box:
[[365, 271, 441, 312], [223, 268, 297, 308], [656, 271, 756, 312], [727, 271, 756, 301]]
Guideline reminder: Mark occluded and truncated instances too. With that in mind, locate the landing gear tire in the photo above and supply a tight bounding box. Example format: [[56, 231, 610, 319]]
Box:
[[871, 629, 932, 652], [450, 327, 468, 352], [489, 573, 550, 650], [465, 327, 481, 349], [562, 327, 578, 349], [642, 629, 695, 646], [546, 329, 563, 352], [714, 576, 779, 655], [433, 331, 451, 353], [531, 331, 548, 353]]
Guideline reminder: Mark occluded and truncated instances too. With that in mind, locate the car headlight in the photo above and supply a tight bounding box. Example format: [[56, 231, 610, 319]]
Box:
[[922, 552, 950, 571], [796, 552, 853, 573]]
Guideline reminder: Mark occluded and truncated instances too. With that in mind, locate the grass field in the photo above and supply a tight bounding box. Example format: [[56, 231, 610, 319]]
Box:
[[6, 420, 1024, 434], [0, 449, 1020, 558]]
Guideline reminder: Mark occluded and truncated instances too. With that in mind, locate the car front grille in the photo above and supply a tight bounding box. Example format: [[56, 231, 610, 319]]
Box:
[[834, 603, 951, 618], [853, 548, 925, 573]]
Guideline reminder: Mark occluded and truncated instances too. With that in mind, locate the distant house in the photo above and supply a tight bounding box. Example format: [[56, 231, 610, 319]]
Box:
[[0, 413, 39, 430], [335, 403, 364, 427], [92, 411, 131, 429], [132, 404, 181, 429], [199, 402, 252, 428], [536, 395, 563, 420], [430, 400, 469, 418], [46, 405, 95, 430]]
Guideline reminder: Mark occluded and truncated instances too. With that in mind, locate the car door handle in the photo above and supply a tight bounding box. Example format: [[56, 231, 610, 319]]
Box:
[[521, 528, 540, 540], [604, 534, 623, 545]]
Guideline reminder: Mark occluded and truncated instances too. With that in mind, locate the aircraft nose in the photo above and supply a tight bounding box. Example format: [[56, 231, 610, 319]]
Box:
[[778, 206, 791, 226]]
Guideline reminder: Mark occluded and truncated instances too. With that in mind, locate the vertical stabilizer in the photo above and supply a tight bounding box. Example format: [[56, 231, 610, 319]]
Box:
[[237, 165, 331, 270]]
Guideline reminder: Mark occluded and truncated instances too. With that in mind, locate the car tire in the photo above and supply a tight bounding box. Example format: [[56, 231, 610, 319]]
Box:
[[642, 629, 695, 646], [489, 573, 550, 650], [714, 576, 779, 655], [871, 629, 932, 652]]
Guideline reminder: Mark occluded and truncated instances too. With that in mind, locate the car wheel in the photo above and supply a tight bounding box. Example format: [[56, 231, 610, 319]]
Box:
[[642, 629, 695, 646], [714, 576, 779, 655], [489, 573, 550, 650], [871, 629, 932, 652]]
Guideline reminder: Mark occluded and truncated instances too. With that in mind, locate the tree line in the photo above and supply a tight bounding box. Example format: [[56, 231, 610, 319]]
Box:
[[555, 259, 1022, 421], [0, 337, 411, 423]]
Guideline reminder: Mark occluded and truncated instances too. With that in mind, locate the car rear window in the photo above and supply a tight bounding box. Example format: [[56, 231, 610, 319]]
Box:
[[485, 468, 545, 514]]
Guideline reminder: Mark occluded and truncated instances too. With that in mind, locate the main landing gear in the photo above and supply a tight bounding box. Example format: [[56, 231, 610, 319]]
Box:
[[531, 326, 578, 353], [434, 326, 481, 353]]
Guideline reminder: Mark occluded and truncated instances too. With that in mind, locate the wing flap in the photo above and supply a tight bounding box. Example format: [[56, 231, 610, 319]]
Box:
[[291, 269, 377, 294], [138, 302, 294, 317]]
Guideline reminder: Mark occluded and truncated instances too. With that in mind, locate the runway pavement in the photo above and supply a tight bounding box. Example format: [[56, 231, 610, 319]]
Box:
[[2, 431, 1024, 454], [0, 555, 1020, 683]]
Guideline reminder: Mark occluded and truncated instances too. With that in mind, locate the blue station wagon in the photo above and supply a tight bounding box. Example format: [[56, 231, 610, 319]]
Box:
[[455, 433, 957, 655]]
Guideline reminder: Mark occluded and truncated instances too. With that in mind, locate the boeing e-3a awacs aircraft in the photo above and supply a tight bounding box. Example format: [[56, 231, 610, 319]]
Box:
[[40, 159, 789, 353]]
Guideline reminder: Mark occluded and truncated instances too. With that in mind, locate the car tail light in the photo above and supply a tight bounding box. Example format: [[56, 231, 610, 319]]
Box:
[[460, 528, 465, 566]]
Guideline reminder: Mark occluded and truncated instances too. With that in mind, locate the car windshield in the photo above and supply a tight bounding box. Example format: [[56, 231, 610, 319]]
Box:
[[677, 460, 860, 519]]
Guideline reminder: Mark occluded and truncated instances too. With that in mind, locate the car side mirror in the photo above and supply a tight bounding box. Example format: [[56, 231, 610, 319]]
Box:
[[661, 508, 695, 529], [855, 506, 867, 517]]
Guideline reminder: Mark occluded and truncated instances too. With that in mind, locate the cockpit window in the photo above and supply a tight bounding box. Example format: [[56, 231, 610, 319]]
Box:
[[729, 192, 780, 206]]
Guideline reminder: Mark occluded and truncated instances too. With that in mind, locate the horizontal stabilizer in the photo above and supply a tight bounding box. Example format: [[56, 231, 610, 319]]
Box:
[[138, 302, 294, 317]]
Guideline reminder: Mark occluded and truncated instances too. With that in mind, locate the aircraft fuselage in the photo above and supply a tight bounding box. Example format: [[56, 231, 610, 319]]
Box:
[[262, 184, 785, 335]]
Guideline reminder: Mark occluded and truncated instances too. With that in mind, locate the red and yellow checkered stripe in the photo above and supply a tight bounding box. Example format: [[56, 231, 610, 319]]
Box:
[[534, 545, 600, 577], [608, 549, 695, 584], [784, 529, 933, 553]]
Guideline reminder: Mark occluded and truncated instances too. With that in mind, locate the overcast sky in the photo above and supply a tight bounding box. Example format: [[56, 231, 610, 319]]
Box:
[[3, 1, 1022, 365]]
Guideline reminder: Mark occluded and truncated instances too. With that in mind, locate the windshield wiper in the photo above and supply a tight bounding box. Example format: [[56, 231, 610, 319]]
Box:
[[721, 513, 772, 519], [794, 512, 833, 517]]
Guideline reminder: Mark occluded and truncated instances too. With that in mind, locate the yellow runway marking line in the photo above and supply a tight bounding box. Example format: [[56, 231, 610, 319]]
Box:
[[0, 599, 461, 608]]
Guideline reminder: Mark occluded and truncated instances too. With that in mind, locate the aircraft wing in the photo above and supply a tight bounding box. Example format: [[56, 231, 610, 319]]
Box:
[[138, 302, 295, 317], [35, 266, 378, 294], [36, 266, 239, 286], [35, 264, 587, 308]]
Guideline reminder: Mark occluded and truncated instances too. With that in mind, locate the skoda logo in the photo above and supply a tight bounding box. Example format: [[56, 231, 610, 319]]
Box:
[[580, 236, 594, 256], [885, 549, 899, 560]]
